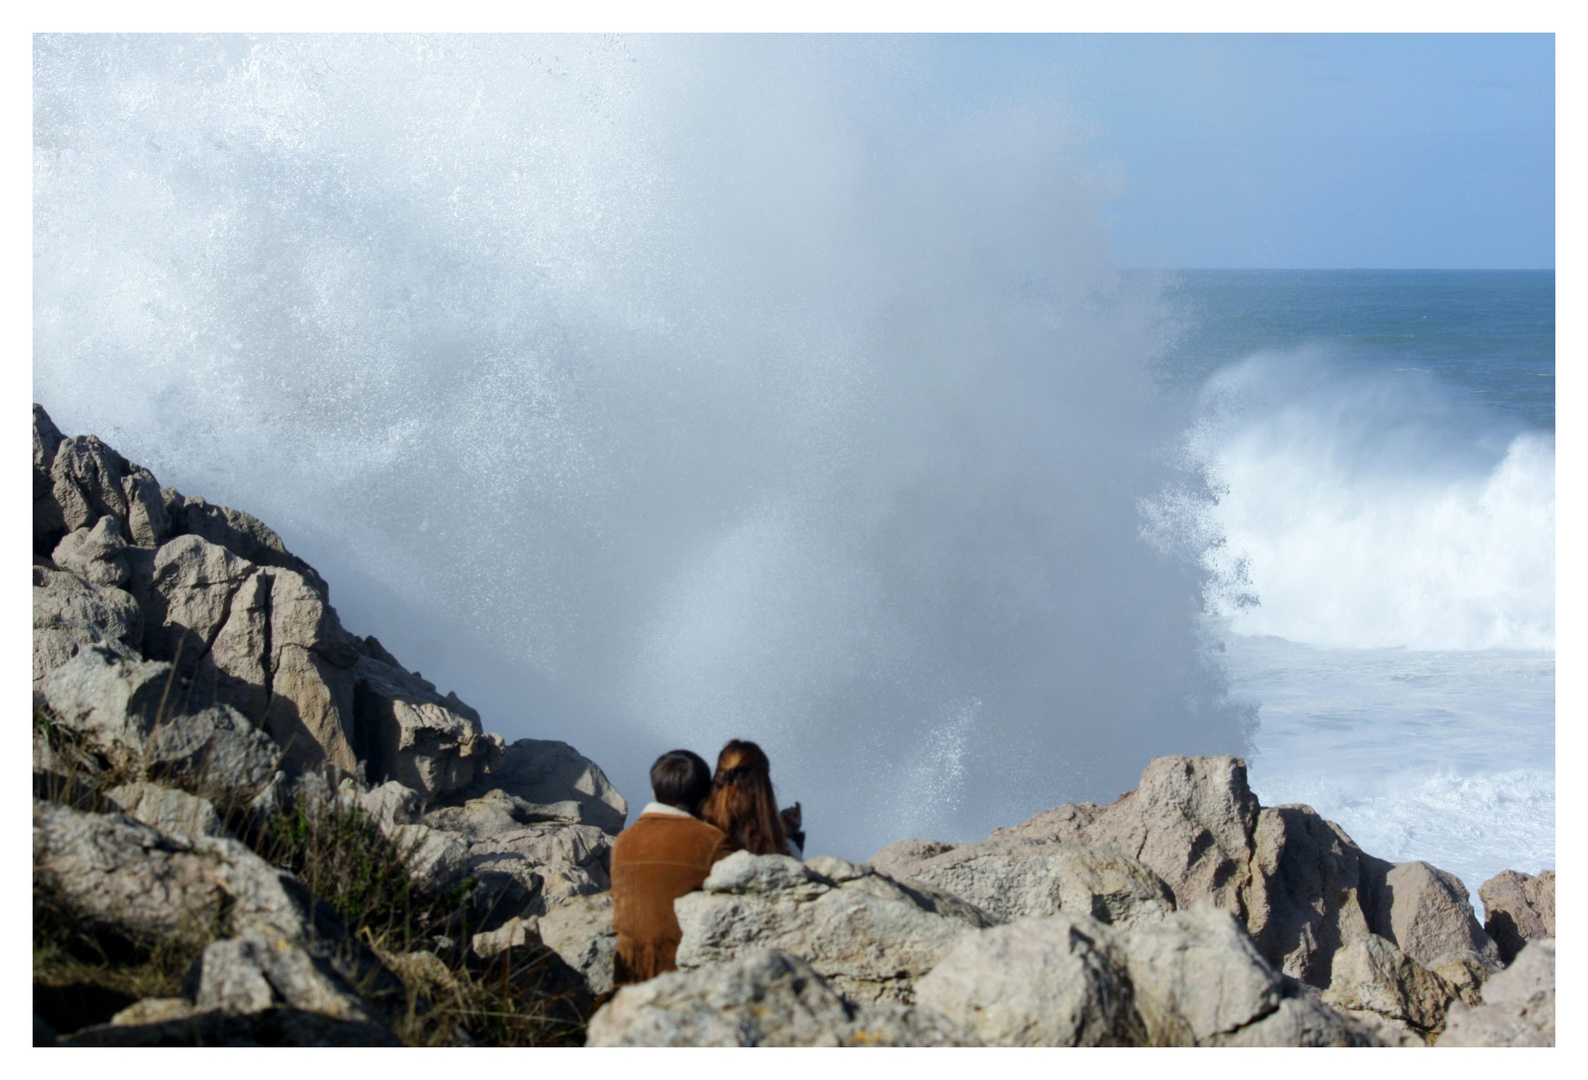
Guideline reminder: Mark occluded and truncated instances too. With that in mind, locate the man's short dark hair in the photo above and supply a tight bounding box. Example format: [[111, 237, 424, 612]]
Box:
[[651, 749, 712, 813]]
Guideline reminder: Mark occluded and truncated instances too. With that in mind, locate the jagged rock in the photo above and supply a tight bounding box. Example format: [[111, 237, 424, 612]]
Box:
[[352, 655, 500, 800], [105, 782, 226, 838], [49, 433, 169, 549], [60, 1008, 401, 1046], [464, 821, 613, 910], [537, 892, 616, 995], [32, 565, 142, 688], [141, 533, 360, 773], [586, 949, 978, 1046], [423, 788, 585, 838], [1320, 933, 1461, 1042], [52, 516, 131, 588], [1439, 939, 1554, 1047], [175, 493, 329, 598], [33, 799, 404, 1021], [1372, 861, 1499, 997], [34, 404, 67, 554], [914, 914, 1141, 1046], [444, 738, 627, 836], [472, 916, 536, 959], [392, 823, 471, 890], [1117, 906, 1285, 1043], [336, 778, 421, 831], [41, 647, 282, 797], [869, 837, 1175, 928], [186, 933, 384, 1025], [674, 850, 992, 1006], [110, 998, 197, 1026], [1480, 869, 1555, 965], [995, 756, 1261, 922]]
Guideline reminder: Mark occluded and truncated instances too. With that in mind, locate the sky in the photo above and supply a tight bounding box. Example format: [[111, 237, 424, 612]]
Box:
[[933, 33, 1556, 269]]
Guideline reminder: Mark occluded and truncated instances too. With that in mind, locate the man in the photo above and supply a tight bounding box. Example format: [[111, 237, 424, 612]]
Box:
[[609, 749, 728, 986]]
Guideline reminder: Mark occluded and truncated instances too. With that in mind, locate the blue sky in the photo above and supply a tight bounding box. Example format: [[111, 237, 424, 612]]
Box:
[[933, 34, 1555, 269]]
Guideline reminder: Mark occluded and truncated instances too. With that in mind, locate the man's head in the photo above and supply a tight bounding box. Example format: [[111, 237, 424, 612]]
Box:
[[650, 749, 713, 814]]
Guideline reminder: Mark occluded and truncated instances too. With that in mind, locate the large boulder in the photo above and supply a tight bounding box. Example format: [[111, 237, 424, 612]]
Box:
[[34, 403, 68, 554], [40, 647, 282, 798], [32, 566, 142, 689], [869, 836, 1175, 929], [351, 654, 502, 801], [1370, 860, 1499, 994], [141, 534, 360, 773], [1479, 869, 1555, 965], [1320, 933, 1462, 1043], [536, 892, 617, 995], [104, 782, 226, 839], [186, 933, 387, 1026], [49, 433, 170, 549], [674, 851, 993, 1006], [52, 516, 132, 588], [914, 914, 1141, 1046], [1439, 939, 1554, 1047], [442, 738, 627, 836], [170, 492, 329, 599], [586, 949, 978, 1047]]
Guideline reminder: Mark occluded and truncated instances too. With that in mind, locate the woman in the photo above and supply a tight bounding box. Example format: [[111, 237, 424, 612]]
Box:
[[699, 739, 805, 858]]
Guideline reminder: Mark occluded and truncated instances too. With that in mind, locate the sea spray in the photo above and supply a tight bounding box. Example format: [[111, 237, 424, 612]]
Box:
[[34, 35, 1247, 858]]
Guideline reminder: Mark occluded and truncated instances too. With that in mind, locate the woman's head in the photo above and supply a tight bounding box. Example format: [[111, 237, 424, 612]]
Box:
[[699, 739, 786, 856]]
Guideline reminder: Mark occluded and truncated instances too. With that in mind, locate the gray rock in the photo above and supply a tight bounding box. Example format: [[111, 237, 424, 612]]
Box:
[[34, 403, 67, 554], [33, 799, 404, 1021], [141, 534, 360, 773], [1372, 860, 1500, 992], [109, 998, 197, 1026], [915, 914, 1141, 1046], [49, 433, 169, 548], [32, 565, 142, 688], [537, 892, 616, 995], [586, 949, 978, 1046], [1479, 869, 1555, 965], [675, 850, 989, 1006], [60, 1008, 401, 1046], [41, 647, 282, 797], [464, 821, 613, 908], [176, 493, 329, 598], [105, 782, 226, 838], [1320, 933, 1461, 1042], [1439, 938, 1554, 1047], [52, 516, 131, 588], [444, 738, 627, 836], [870, 837, 1175, 928], [352, 655, 500, 800], [187, 933, 384, 1025]]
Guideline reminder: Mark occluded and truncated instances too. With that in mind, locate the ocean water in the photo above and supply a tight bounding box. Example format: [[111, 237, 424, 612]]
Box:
[[1155, 270, 1556, 902]]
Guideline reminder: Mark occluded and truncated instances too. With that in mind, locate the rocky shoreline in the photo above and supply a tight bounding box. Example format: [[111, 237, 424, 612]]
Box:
[[31, 404, 1554, 1047]]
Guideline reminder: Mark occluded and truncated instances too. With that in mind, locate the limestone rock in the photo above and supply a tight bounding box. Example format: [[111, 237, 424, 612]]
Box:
[[105, 782, 226, 839], [49, 433, 169, 548], [110, 998, 197, 1026], [33, 799, 404, 1020], [176, 493, 329, 598], [586, 949, 978, 1047], [1372, 860, 1500, 988], [1117, 905, 1285, 1043], [52, 516, 131, 588], [32, 565, 142, 688], [870, 837, 1175, 928], [60, 1008, 401, 1046], [186, 933, 384, 1025], [1479, 869, 1555, 965], [472, 916, 537, 960], [444, 738, 627, 836], [995, 756, 1261, 923], [674, 850, 989, 1005], [1321, 933, 1460, 1042], [352, 655, 498, 800], [34, 403, 67, 553], [41, 647, 282, 797], [537, 892, 616, 995], [464, 821, 613, 910], [915, 914, 1141, 1046], [1439, 938, 1554, 1047]]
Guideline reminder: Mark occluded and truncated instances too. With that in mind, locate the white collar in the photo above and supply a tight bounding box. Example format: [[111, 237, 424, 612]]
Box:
[[641, 801, 696, 819]]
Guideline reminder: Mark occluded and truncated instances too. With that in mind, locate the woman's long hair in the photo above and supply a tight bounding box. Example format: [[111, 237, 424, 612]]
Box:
[[699, 740, 787, 856]]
